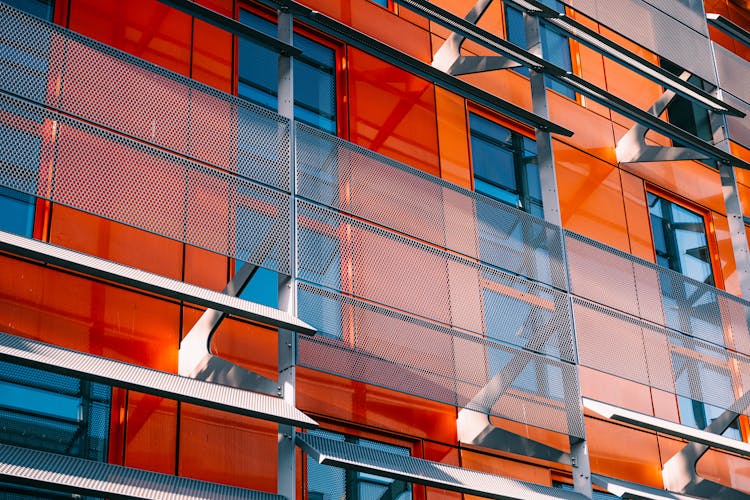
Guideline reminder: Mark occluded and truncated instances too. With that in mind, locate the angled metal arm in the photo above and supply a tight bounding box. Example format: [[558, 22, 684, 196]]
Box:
[[707, 14, 750, 50], [0, 444, 283, 500], [591, 473, 704, 500]]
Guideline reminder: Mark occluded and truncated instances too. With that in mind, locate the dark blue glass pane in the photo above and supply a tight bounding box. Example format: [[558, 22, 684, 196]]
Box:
[[5, 0, 54, 21], [237, 264, 279, 309], [505, 6, 530, 77], [0, 187, 34, 237]]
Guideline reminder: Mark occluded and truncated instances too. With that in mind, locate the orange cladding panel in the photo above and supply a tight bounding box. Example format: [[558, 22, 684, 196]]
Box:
[[579, 366, 653, 415], [347, 47, 440, 176], [554, 140, 629, 252], [124, 392, 178, 474], [49, 205, 184, 280], [178, 403, 277, 490], [191, 19, 233, 92], [183, 246, 229, 291], [620, 171, 656, 261], [297, 368, 457, 443], [586, 417, 663, 488], [0, 254, 180, 371], [460, 449, 552, 489], [548, 93, 617, 165], [67, 0, 192, 76], [435, 87, 472, 189]]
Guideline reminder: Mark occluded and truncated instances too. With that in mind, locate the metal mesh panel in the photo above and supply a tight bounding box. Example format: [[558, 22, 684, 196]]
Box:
[[565, 231, 750, 356], [569, 0, 716, 84], [0, 2, 291, 191], [297, 201, 574, 359], [714, 42, 750, 104], [723, 92, 750, 149], [573, 297, 750, 418], [565, 232, 664, 324], [297, 283, 584, 438], [295, 124, 567, 290], [0, 92, 291, 274]]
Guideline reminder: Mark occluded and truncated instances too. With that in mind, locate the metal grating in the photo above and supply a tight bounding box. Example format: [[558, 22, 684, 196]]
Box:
[[0, 443, 283, 500], [297, 283, 584, 438], [723, 92, 750, 149], [295, 123, 567, 290], [298, 432, 588, 499], [297, 201, 574, 359], [0, 2, 291, 191], [714, 42, 750, 105], [568, 0, 715, 84], [0, 229, 315, 335], [0, 91, 291, 275], [565, 231, 750, 357], [0, 331, 318, 428], [591, 473, 705, 499], [573, 297, 750, 418]]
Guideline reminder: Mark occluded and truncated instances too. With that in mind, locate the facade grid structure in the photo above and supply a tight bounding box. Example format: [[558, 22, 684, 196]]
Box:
[[1, 0, 750, 498]]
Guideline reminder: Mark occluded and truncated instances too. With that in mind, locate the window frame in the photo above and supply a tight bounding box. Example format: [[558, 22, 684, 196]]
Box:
[[234, 3, 348, 138], [466, 104, 542, 217]]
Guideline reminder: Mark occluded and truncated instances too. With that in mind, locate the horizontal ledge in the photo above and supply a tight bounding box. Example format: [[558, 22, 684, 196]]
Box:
[[0, 230, 316, 336], [0, 331, 318, 428], [262, 0, 573, 137], [297, 432, 587, 499], [592, 473, 704, 500], [0, 444, 283, 500], [583, 398, 750, 457], [155, 0, 301, 57], [707, 14, 750, 50], [507, 0, 743, 117]]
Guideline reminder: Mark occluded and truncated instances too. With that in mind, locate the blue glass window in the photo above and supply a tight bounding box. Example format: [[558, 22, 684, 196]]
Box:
[[239, 10, 337, 134], [469, 112, 543, 217], [678, 395, 742, 441], [0, 186, 35, 237], [5, 0, 54, 21], [306, 429, 412, 500], [504, 0, 575, 99], [0, 360, 111, 498]]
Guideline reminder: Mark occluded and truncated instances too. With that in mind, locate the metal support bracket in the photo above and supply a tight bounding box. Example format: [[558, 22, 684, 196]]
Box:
[[616, 71, 710, 164], [458, 408, 573, 464], [662, 391, 750, 499]]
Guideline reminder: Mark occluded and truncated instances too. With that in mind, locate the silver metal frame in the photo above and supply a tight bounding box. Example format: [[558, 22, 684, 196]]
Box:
[[0, 443, 283, 500]]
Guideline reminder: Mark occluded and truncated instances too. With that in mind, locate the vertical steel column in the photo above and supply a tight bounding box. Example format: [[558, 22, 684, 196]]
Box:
[[524, 11, 592, 498], [277, 8, 297, 499]]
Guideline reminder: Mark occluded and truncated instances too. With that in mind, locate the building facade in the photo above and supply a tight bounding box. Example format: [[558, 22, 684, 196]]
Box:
[[1, 0, 750, 498]]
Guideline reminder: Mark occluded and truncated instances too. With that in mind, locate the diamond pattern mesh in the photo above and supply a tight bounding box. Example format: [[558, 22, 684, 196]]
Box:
[[296, 124, 567, 290], [297, 283, 584, 438], [0, 1, 291, 191]]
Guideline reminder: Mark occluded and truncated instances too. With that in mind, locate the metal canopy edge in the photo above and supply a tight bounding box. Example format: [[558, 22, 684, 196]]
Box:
[[156, 0, 301, 56], [583, 398, 750, 457], [0, 444, 283, 500], [592, 473, 704, 500], [707, 14, 750, 50], [0, 230, 316, 336], [0, 331, 318, 428], [260, 0, 573, 136], [297, 432, 587, 499]]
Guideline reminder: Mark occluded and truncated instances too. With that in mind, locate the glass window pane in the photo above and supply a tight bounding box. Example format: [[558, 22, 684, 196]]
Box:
[[5, 0, 54, 20], [239, 10, 337, 134], [0, 186, 35, 237]]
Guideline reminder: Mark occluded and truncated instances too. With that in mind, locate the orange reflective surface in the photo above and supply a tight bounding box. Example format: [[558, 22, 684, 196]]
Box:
[[435, 87, 472, 189], [0, 254, 179, 371], [554, 140, 629, 251], [620, 171, 656, 261], [347, 48, 440, 176], [124, 392, 178, 474], [67, 0, 192, 75]]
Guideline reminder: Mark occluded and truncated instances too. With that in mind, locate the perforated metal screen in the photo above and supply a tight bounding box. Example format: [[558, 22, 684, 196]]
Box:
[[297, 283, 585, 438], [0, 91, 291, 274], [296, 124, 567, 291], [0, 1, 291, 191], [568, 0, 715, 84]]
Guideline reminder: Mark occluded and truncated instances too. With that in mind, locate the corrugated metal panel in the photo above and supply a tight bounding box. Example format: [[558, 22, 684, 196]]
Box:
[[0, 444, 282, 499], [298, 432, 588, 499], [0, 331, 317, 428]]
